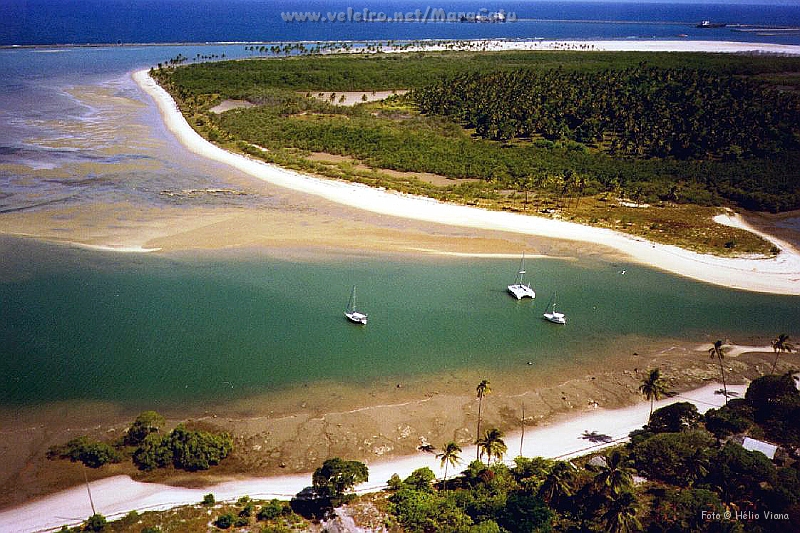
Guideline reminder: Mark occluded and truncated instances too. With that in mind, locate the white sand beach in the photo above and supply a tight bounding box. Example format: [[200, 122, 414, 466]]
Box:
[[415, 39, 800, 56], [132, 56, 800, 295], [0, 380, 745, 533]]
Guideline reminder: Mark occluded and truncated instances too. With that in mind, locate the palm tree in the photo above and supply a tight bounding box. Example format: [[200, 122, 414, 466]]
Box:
[[539, 461, 575, 507], [595, 450, 635, 497], [475, 379, 491, 459], [601, 490, 641, 533], [477, 428, 507, 465], [708, 340, 729, 405], [436, 441, 462, 483], [639, 368, 669, 417], [771, 334, 794, 373]]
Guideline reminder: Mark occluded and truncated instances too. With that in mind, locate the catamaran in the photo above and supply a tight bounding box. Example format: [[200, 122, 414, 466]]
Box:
[[507, 253, 536, 299], [345, 285, 368, 325], [543, 293, 566, 324]]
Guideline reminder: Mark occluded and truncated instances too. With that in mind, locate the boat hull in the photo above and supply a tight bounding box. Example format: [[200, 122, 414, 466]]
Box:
[[507, 284, 536, 299], [544, 312, 566, 324], [345, 311, 368, 325]]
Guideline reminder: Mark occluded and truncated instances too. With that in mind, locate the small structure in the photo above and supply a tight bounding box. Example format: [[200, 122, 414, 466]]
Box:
[[741, 437, 778, 460]]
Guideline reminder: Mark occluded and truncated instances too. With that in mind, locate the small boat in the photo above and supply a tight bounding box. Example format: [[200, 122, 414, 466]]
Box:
[[345, 285, 368, 325], [543, 293, 566, 324], [697, 20, 726, 28], [507, 253, 536, 299]]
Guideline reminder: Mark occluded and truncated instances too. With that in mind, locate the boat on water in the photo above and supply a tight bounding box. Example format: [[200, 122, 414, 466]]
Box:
[[345, 285, 368, 325], [507, 253, 536, 300], [543, 293, 566, 324], [697, 20, 726, 28]]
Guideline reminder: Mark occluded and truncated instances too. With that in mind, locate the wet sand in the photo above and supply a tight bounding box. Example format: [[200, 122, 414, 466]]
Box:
[[1, 338, 794, 512]]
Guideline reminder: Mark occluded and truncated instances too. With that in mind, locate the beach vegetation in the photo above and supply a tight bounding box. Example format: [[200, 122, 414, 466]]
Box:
[[124, 410, 165, 446], [476, 428, 507, 466], [646, 401, 702, 434], [770, 333, 794, 373], [707, 340, 729, 405], [45, 436, 122, 468], [475, 379, 491, 459], [47, 414, 233, 474], [83, 513, 107, 532], [151, 50, 800, 255], [638, 368, 669, 417], [310, 457, 369, 505], [437, 441, 463, 484]]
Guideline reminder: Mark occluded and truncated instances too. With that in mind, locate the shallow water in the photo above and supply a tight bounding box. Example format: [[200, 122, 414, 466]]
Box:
[[1, 237, 797, 411]]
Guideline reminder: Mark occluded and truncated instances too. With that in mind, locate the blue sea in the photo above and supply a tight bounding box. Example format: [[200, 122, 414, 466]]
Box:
[[2, 1, 800, 46]]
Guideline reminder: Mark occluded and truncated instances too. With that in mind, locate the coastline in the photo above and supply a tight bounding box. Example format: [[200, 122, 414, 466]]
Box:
[[131, 41, 800, 295], [1, 341, 795, 531], [2, 40, 800, 530], [0, 358, 782, 532]]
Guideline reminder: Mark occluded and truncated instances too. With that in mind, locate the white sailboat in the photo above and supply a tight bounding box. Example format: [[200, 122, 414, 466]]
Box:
[[507, 253, 536, 299], [543, 293, 566, 324], [345, 285, 368, 325]]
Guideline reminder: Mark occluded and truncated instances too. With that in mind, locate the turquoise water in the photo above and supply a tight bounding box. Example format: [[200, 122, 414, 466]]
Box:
[[1, 238, 797, 410]]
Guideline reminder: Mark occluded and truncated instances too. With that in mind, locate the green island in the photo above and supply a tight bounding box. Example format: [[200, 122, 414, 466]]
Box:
[[150, 49, 800, 256], [53, 369, 800, 532]]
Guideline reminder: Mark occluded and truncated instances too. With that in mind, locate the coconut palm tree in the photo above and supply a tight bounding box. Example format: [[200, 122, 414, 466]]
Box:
[[436, 441, 462, 483], [708, 340, 729, 405], [601, 490, 641, 533], [771, 334, 794, 373], [595, 450, 635, 497], [475, 379, 492, 459], [539, 461, 575, 507], [639, 368, 669, 417], [477, 428, 507, 465]]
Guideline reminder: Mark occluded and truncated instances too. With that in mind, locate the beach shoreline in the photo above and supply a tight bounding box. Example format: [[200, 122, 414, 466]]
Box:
[[0, 341, 794, 532], [2, 39, 800, 530], [131, 40, 800, 294]]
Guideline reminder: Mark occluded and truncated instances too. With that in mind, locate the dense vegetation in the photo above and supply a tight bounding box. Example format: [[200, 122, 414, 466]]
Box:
[[58, 373, 799, 532], [47, 411, 233, 473], [152, 50, 800, 253], [414, 66, 800, 159], [378, 373, 800, 532]]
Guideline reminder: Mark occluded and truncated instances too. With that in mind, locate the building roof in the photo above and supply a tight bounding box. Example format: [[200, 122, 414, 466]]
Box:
[[742, 437, 778, 460]]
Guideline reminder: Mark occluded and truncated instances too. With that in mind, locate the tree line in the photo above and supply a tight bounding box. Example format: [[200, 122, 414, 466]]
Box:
[[413, 65, 800, 160]]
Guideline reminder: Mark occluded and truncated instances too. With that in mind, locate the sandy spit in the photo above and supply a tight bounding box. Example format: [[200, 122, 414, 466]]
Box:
[[132, 52, 800, 295]]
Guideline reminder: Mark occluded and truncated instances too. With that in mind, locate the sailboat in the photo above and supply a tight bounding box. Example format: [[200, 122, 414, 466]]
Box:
[[543, 293, 566, 324], [507, 253, 536, 299], [344, 285, 368, 325]]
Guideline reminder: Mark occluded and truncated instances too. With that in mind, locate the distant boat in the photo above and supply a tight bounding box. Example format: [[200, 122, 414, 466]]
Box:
[[345, 285, 368, 325], [507, 253, 536, 300], [697, 20, 726, 28], [543, 293, 566, 325]]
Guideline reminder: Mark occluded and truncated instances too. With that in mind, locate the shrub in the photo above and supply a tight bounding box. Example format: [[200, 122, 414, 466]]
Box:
[[257, 499, 284, 521], [46, 436, 121, 468], [84, 513, 107, 532], [213, 513, 234, 529], [125, 411, 166, 446]]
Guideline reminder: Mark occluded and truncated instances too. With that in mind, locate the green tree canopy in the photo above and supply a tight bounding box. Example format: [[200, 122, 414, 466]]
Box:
[[125, 410, 166, 446], [647, 402, 702, 434], [311, 458, 369, 503]]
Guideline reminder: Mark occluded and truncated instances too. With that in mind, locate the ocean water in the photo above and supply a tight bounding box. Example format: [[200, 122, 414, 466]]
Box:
[[2, 1, 800, 46]]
